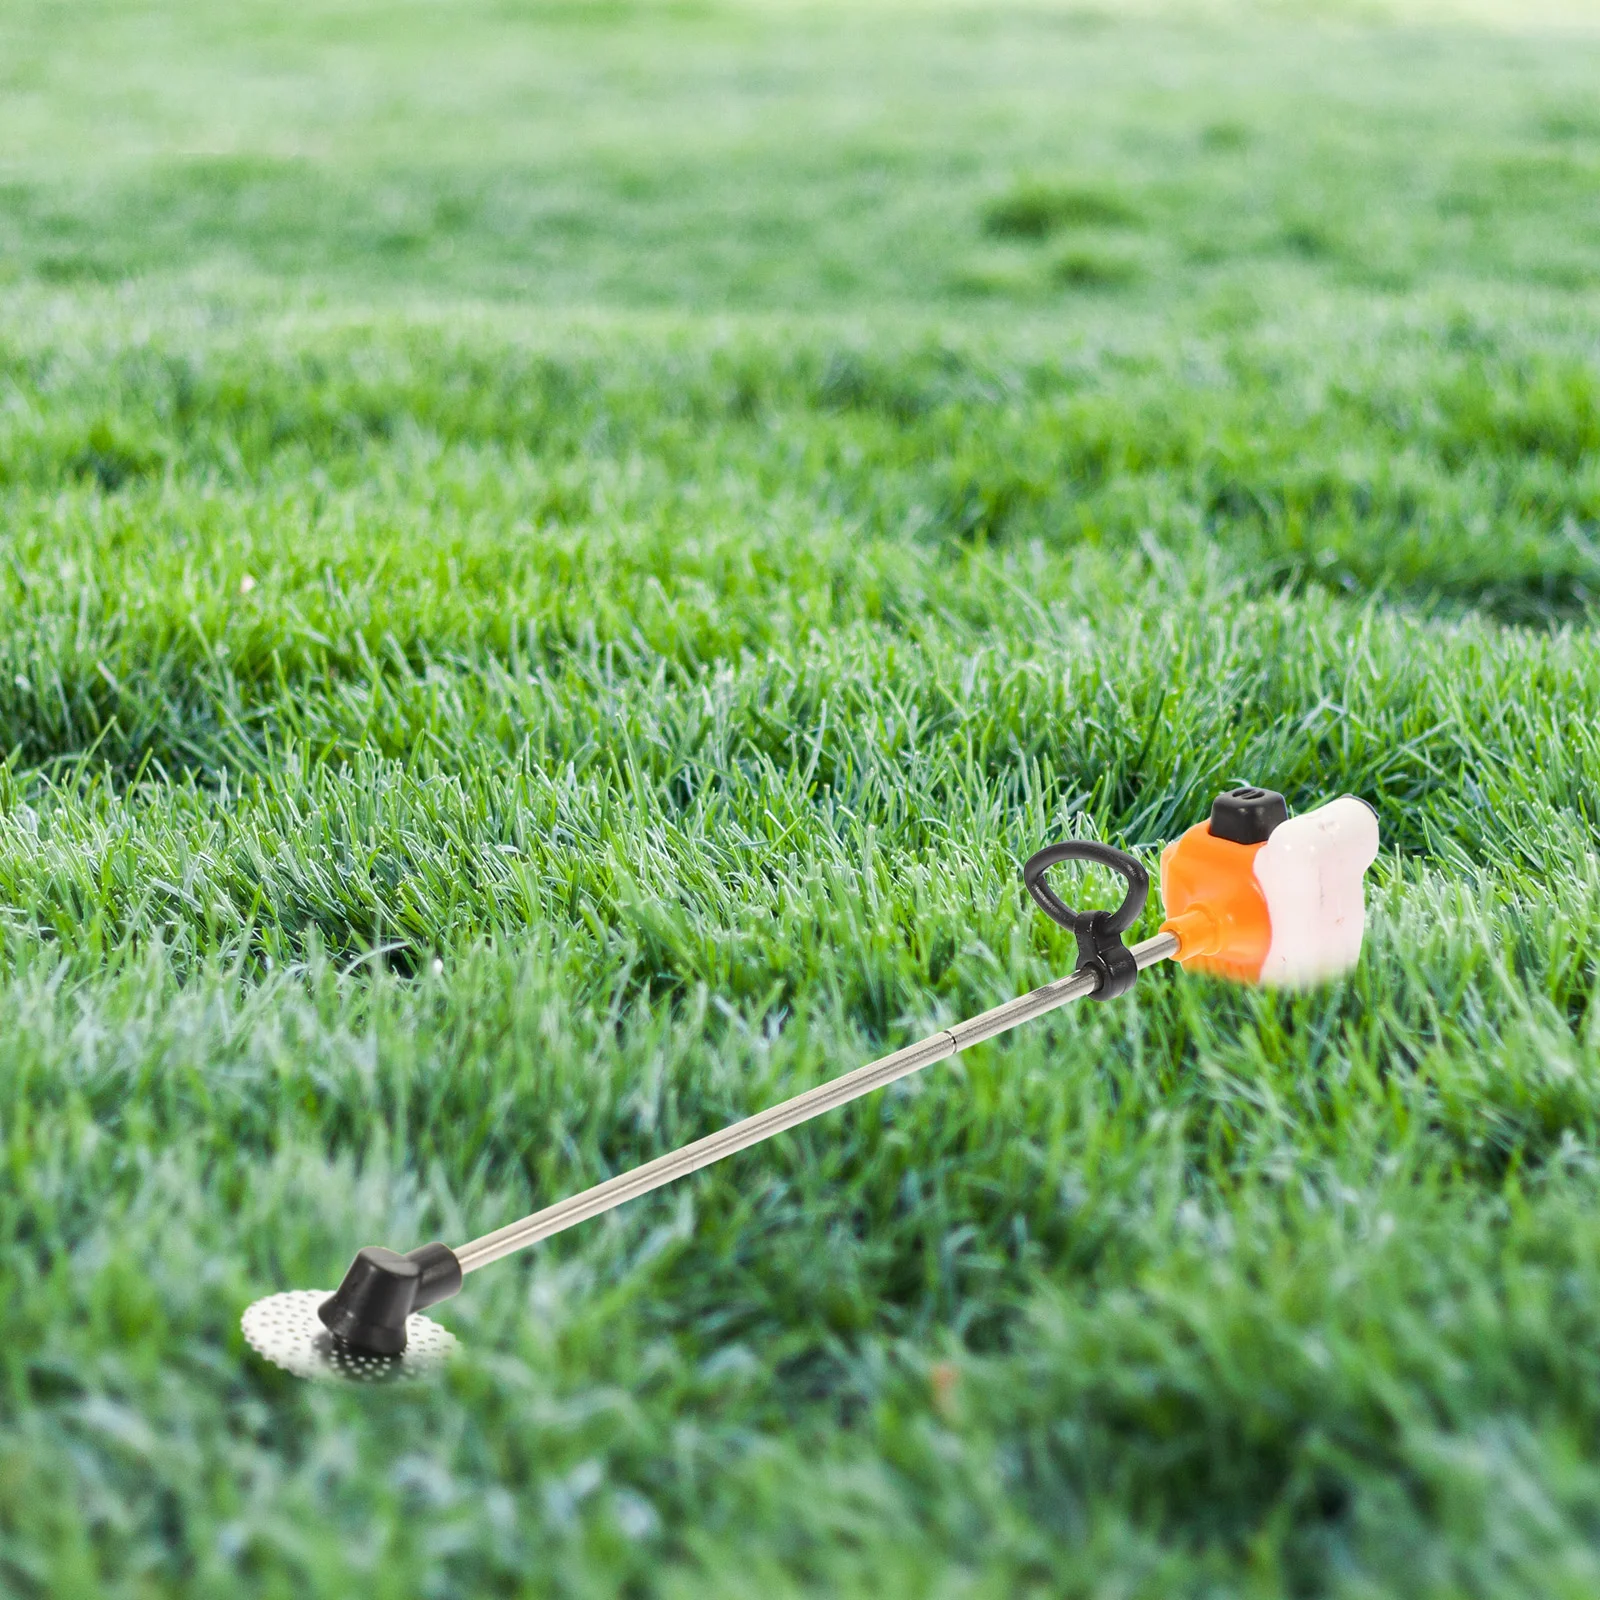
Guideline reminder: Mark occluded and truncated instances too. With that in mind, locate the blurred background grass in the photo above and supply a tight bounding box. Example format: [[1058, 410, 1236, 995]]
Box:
[[5, 0, 1600, 305], [5, 1, 1600, 1596]]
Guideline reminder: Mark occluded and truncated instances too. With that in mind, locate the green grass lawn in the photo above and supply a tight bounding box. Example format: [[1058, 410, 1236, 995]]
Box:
[[5, 0, 1600, 1592]]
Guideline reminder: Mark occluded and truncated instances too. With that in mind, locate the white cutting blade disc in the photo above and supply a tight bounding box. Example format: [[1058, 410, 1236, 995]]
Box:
[[242, 1289, 458, 1383]]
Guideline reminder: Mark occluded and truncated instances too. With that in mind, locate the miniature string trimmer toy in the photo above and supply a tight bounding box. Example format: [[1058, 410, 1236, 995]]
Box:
[[243, 786, 1380, 1382]]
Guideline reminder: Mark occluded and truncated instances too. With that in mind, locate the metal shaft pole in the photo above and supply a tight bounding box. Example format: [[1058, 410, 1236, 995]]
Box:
[[453, 931, 1180, 1274]]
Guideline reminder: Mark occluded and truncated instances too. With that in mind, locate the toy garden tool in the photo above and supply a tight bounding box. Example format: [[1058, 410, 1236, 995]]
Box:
[[242, 785, 1379, 1382]]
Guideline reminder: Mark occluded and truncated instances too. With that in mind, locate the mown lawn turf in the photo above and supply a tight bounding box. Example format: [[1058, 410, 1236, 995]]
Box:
[[4, 0, 1600, 1594]]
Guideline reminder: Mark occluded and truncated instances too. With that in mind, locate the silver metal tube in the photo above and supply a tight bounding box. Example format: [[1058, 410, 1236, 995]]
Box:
[[453, 930, 1180, 1274], [947, 929, 1177, 1049]]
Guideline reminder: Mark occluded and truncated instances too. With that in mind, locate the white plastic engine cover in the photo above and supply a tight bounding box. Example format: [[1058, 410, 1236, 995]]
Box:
[[1252, 796, 1380, 987]]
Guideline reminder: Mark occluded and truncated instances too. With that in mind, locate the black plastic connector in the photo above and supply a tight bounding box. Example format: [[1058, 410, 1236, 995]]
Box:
[[1208, 786, 1288, 845], [1022, 839, 1149, 1002], [318, 1242, 463, 1356]]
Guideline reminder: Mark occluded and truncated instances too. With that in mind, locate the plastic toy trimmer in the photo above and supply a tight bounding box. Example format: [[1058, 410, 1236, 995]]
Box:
[[242, 786, 1380, 1382]]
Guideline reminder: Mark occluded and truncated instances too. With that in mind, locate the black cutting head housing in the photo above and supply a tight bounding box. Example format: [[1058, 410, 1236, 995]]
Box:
[[318, 1241, 463, 1355]]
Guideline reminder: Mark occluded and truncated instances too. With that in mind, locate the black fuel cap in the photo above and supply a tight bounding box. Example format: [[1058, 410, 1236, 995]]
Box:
[[1208, 786, 1288, 845]]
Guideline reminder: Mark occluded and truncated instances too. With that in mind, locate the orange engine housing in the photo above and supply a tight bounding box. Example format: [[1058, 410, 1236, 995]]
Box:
[[1158, 822, 1274, 984]]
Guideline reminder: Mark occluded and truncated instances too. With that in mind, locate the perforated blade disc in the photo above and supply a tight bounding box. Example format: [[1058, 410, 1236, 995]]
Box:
[[242, 1290, 458, 1383]]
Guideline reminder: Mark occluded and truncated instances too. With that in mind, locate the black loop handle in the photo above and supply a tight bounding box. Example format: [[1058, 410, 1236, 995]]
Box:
[[1022, 840, 1149, 1002], [1023, 840, 1149, 936]]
